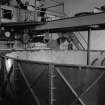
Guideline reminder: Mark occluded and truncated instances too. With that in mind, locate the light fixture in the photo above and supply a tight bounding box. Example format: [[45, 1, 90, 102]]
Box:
[[4, 31, 11, 38], [90, 25, 99, 28], [5, 58, 13, 73]]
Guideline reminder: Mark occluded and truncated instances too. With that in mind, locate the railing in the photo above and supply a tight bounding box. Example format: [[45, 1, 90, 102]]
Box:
[[0, 2, 66, 23], [17, 8, 66, 22], [16, 8, 37, 22], [3, 49, 105, 66]]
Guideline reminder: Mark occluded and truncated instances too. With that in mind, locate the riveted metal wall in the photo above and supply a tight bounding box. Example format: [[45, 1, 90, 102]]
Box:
[[2, 57, 105, 105]]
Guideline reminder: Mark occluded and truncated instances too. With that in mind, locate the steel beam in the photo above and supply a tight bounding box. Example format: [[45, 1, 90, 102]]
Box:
[[35, 12, 105, 32], [1, 21, 43, 27], [87, 28, 91, 65]]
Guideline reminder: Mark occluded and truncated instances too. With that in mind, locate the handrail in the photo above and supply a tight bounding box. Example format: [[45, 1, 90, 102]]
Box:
[[15, 6, 65, 21], [0, 1, 65, 21], [3, 50, 105, 69], [0, 48, 105, 55], [17, 8, 65, 21]]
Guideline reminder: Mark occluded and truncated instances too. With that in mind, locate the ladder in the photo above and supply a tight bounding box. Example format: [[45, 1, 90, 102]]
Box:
[[67, 32, 86, 50]]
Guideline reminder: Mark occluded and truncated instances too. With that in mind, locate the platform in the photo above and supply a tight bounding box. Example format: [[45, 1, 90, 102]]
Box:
[[35, 12, 105, 32]]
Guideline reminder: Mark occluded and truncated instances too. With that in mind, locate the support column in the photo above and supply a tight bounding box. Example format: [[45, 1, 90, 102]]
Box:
[[87, 27, 91, 65], [0, 57, 5, 98], [49, 64, 56, 105], [0, 1, 1, 26], [34, 0, 37, 21]]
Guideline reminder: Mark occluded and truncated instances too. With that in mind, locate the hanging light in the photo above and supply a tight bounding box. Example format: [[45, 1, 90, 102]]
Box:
[[0, 27, 15, 41], [5, 58, 13, 73]]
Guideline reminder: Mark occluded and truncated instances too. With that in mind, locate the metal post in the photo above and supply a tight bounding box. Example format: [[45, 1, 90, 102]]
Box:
[[34, 0, 37, 21], [87, 27, 91, 65], [35, 0, 36, 8], [0, 0, 1, 27], [1, 57, 5, 98], [0, 2, 1, 47], [17, 7, 21, 22], [49, 64, 56, 105]]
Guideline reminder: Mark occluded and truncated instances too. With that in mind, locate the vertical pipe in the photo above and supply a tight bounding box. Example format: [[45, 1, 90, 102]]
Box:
[[87, 27, 91, 65], [34, 0, 37, 21], [0, 1, 1, 27], [1, 57, 5, 98], [0, 2, 1, 50], [13, 60, 18, 104], [35, 0, 37, 9]]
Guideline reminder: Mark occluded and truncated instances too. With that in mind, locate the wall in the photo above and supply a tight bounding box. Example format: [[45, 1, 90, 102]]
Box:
[[63, 0, 105, 16], [80, 30, 105, 50], [91, 30, 105, 50]]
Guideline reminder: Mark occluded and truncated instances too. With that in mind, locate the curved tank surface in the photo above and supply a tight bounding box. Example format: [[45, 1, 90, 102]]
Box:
[[1, 50, 105, 105]]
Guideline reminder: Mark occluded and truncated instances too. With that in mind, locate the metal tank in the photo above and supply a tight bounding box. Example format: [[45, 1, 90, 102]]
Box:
[[2, 50, 105, 105]]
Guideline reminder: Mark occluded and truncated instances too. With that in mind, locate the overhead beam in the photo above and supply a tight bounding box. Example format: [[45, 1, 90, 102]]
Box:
[[1, 21, 43, 27], [35, 12, 105, 32]]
